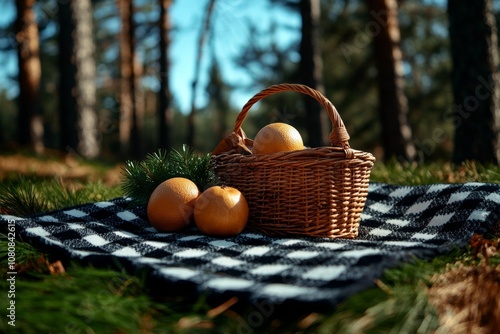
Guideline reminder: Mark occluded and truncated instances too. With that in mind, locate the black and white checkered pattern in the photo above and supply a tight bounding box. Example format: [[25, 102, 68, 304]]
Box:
[[1, 182, 499, 308]]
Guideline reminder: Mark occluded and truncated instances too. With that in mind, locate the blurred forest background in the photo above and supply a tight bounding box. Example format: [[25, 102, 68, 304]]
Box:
[[1, 0, 499, 165]]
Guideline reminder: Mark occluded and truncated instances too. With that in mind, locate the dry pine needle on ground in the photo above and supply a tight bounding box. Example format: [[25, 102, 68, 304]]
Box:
[[428, 234, 500, 334]]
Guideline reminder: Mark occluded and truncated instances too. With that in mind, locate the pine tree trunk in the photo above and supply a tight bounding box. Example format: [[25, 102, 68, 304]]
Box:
[[16, 0, 44, 154], [71, 0, 99, 159], [118, 0, 132, 158], [159, 0, 173, 150], [448, 0, 500, 164], [118, 0, 141, 159], [58, 1, 78, 154], [368, 0, 416, 161], [299, 0, 328, 147]]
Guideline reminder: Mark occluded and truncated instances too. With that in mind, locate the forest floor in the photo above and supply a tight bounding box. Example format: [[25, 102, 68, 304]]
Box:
[[0, 152, 499, 333], [0, 151, 124, 186]]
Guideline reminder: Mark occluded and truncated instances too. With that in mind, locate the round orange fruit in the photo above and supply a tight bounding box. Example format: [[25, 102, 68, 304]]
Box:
[[252, 122, 304, 154], [147, 177, 200, 232], [193, 186, 249, 237]]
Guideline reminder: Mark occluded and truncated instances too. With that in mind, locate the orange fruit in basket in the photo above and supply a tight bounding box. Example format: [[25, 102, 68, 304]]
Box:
[[193, 186, 249, 237], [252, 122, 304, 154], [147, 177, 200, 232]]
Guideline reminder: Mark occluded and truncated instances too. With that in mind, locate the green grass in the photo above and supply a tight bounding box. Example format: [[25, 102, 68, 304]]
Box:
[[0, 241, 211, 333], [0, 176, 122, 216], [371, 159, 500, 185], [0, 156, 499, 333]]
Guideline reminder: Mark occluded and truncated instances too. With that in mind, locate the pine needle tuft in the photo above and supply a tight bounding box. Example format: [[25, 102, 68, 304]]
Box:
[[0, 177, 47, 216], [121, 145, 219, 206]]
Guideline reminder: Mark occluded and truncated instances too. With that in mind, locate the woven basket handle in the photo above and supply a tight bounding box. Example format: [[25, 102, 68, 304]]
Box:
[[233, 83, 351, 150]]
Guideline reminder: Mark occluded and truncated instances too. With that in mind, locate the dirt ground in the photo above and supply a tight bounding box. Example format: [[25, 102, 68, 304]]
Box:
[[0, 153, 123, 186]]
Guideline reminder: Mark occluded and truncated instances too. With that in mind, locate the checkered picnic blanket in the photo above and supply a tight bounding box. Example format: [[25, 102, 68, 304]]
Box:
[[1, 182, 499, 308]]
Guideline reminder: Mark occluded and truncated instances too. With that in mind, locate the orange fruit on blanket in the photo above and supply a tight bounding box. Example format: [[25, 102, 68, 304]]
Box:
[[252, 122, 304, 154], [194, 186, 249, 237], [147, 177, 200, 232]]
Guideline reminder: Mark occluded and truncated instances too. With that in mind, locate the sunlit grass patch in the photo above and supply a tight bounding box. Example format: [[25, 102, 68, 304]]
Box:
[[0, 176, 121, 216], [371, 160, 500, 185]]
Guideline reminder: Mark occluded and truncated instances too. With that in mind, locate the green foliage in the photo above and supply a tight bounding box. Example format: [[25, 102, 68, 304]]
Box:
[[0, 234, 43, 275], [0, 178, 46, 217], [121, 145, 219, 206]]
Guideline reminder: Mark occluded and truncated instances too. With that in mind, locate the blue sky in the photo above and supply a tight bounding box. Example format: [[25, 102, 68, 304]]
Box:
[[0, 1, 17, 98], [0, 0, 301, 113], [170, 0, 300, 112]]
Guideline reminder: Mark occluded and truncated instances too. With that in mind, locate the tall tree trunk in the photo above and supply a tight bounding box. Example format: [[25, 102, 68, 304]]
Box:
[[448, 0, 500, 164], [118, 0, 132, 158], [59, 0, 99, 159], [58, 0, 77, 154], [186, 0, 216, 148], [72, 0, 99, 159], [299, 0, 328, 147], [159, 0, 173, 150], [368, 0, 415, 161], [118, 0, 141, 159], [16, 0, 44, 154]]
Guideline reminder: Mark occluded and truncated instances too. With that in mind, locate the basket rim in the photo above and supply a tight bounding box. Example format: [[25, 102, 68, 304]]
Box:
[[212, 146, 375, 162]]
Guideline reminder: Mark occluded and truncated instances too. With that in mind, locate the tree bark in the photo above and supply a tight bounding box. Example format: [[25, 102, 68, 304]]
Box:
[[299, 0, 328, 147], [448, 0, 500, 164], [159, 0, 173, 150], [368, 0, 416, 161], [71, 0, 99, 159], [118, 0, 141, 159], [16, 0, 44, 154], [58, 0, 77, 154]]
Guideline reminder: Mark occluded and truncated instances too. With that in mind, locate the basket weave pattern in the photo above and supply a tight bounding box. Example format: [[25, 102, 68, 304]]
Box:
[[212, 84, 375, 238]]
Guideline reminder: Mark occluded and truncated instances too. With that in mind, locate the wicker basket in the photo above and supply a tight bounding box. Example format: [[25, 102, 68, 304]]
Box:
[[212, 83, 375, 238]]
